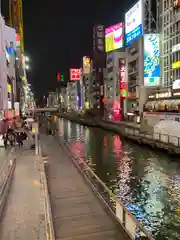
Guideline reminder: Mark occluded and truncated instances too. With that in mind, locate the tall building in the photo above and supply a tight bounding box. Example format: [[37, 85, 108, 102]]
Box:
[[67, 81, 78, 111], [4, 25, 16, 110], [0, 15, 8, 113], [8, 0, 28, 113], [157, 0, 180, 88]]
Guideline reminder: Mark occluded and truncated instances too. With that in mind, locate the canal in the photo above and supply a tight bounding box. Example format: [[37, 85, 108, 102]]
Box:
[[56, 117, 180, 240]]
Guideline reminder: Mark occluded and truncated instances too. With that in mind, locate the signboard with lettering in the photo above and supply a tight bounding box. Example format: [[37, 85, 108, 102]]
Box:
[[119, 59, 127, 98], [93, 25, 105, 52], [70, 68, 81, 81]]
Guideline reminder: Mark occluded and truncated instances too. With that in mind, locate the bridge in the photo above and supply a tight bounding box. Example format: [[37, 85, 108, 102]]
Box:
[[0, 119, 152, 240], [35, 107, 58, 112]]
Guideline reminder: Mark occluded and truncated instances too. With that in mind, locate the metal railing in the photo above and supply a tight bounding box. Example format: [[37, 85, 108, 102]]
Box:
[[38, 141, 55, 240], [62, 140, 153, 240], [125, 127, 180, 148], [0, 147, 16, 218]]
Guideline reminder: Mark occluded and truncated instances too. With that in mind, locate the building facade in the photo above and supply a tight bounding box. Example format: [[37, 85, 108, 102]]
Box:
[[0, 15, 8, 113], [158, 0, 180, 89], [67, 81, 78, 111]]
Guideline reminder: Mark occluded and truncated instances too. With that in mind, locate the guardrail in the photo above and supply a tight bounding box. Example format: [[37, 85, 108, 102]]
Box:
[[38, 141, 55, 240], [61, 139, 153, 240], [125, 127, 180, 148], [0, 147, 16, 218]]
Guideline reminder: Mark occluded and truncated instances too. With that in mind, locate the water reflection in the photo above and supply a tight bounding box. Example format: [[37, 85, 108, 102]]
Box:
[[56, 118, 180, 239]]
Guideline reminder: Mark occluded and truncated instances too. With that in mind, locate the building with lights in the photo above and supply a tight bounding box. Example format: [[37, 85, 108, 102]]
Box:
[[104, 51, 126, 119], [67, 81, 79, 111], [157, 0, 180, 89], [8, 0, 29, 114], [0, 14, 8, 116]]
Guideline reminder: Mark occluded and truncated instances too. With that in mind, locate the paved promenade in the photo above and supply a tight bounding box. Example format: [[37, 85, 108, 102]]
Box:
[[0, 148, 44, 240], [0, 147, 11, 168], [41, 134, 129, 240]]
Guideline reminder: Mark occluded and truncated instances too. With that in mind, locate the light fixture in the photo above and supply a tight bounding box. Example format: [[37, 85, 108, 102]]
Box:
[[25, 56, 29, 62]]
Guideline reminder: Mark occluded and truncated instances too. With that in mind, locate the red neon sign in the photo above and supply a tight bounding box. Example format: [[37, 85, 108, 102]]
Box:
[[70, 68, 81, 80]]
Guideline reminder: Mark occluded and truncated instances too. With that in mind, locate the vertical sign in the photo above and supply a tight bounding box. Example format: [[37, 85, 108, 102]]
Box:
[[93, 25, 106, 115], [119, 59, 127, 117]]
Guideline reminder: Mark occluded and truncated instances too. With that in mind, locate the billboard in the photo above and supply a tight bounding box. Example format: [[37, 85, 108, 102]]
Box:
[[144, 34, 160, 87], [83, 56, 90, 74], [93, 25, 105, 52], [16, 33, 20, 48], [105, 23, 123, 52], [4, 26, 16, 57], [70, 69, 81, 80], [125, 0, 143, 46]]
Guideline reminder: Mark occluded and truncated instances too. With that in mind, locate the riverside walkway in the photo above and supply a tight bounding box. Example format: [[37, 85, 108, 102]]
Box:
[[41, 134, 130, 240], [0, 147, 44, 239]]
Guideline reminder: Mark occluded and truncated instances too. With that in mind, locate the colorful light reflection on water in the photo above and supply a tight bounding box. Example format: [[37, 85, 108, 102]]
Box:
[[57, 118, 180, 239]]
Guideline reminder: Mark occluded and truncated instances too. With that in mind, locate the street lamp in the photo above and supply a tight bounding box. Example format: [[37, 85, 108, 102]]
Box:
[[25, 65, 29, 70]]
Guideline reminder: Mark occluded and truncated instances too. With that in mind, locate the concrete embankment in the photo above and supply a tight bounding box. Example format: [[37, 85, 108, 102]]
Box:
[[56, 113, 180, 155]]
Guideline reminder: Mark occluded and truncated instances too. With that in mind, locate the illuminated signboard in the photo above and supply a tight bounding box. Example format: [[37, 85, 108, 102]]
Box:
[[16, 34, 20, 48], [173, 79, 180, 89], [172, 61, 180, 69], [70, 69, 81, 80], [83, 56, 90, 74], [119, 59, 128, 98], [172, 43, 180, 53], [144, 34, 160, 87], [125, 0, 143, 46], [105, 23, 123, 52]]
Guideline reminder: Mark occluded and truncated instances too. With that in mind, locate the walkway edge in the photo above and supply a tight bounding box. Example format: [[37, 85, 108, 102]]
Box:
[[55, 136, 153, 240], [39, 141, 55, 240], [0, 147, 16, 220]]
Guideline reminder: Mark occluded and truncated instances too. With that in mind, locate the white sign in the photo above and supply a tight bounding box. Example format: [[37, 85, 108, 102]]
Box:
[[173, 79, 180, 89], [155, 92, 172, 99], [125, 0, 143, 45], [172, 44, 180, 53]]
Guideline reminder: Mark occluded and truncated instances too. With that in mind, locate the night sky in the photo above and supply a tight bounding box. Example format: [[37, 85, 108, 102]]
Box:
[[1, 0, 155, 100]]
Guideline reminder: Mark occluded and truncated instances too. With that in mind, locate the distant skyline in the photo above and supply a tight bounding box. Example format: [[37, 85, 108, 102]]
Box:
[[1, 0, 156, 100]]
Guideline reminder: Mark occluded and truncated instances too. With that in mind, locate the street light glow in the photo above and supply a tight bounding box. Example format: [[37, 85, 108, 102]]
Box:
[[25, 65, 29, 70], [25, 56, 29, 62]]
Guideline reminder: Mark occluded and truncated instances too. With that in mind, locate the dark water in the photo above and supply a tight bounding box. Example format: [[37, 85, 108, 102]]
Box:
[[56, 117, 180, 240]]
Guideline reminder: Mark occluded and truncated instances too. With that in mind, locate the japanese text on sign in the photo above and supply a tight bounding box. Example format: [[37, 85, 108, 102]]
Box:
[[70, 68, 81, 80], [93, 25, 105, 52]]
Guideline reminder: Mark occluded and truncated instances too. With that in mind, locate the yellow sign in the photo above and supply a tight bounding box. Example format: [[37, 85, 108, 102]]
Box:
[[7, 84, 12, 93], [83, 56, 90, 74], [172, 61, 180, 69]]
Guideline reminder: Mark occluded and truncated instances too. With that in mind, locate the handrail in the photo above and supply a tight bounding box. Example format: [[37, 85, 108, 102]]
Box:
[[0, 147, 16, 218], [62, 140, 153, 240], [39, 141, 55, 240], [125, 127, 180, 148]]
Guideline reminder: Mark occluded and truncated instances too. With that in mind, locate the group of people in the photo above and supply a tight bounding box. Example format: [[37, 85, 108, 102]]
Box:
[[0, 115, 33, 148]]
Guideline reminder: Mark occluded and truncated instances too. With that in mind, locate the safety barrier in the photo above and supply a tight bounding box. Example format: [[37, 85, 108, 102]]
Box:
[[38, 141, 55, 240], [125, 127, 180, 148], [62, 140, 153, 240], [0, 147, 16, 218]]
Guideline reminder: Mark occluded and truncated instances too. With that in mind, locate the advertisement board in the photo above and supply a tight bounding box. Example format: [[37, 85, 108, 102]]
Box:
[[4, 26, 16, 57], [83, 56, 90, 74], [125, 0, 143, 46], [16, 33, 20, 48], [119, 59, 127, 98], [105, 23, 123, 52], [144, 34, 160, 87], [70, 69, 81, 80], [173, 79, 180, 89], [93, 25, 105, 52]]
